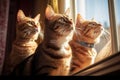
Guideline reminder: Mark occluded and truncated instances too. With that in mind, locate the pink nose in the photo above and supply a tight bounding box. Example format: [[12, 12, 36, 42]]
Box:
[[34, 28, 38, 32]]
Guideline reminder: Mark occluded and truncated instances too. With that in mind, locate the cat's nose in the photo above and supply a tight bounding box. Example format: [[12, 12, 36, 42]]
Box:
[[34, 28, 38, 32], [98, 24, 102, 26], [34, 25, 38, 28], [68, 19, 73, 24]]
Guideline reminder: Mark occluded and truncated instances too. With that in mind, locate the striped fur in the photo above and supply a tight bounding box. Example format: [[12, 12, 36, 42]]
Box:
[[11, 5, 74, 76], [30, 5, 74, 76], [2, 10, 43, 75], [69, 14, 103, 75]]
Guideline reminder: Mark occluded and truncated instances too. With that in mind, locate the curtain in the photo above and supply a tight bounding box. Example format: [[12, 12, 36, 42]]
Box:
[[0, 0, 9, 75]]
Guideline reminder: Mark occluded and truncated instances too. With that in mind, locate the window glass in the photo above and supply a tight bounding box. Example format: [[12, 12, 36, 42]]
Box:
[[114, 0, 120, 51], [75, 0, 112, 62]]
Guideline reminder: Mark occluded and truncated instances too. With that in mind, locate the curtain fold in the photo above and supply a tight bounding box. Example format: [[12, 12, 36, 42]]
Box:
[[0, 0, 9, 75]]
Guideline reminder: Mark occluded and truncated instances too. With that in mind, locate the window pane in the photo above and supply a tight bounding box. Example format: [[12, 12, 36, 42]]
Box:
[[75, 0, 112, 62], [114, 0, 120, 51]]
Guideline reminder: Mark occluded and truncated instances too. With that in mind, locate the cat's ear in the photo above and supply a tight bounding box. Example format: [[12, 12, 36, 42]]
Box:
[[34, 14, 40, 23], [17, 10, 25, 22], [76, 14, 84, 27], [45, 5, 55, 20], [64, 8, 70, 17]]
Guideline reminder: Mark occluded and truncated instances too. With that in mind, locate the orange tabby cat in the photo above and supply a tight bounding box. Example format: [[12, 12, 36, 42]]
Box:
[[2, 10, 43, 75], [11, 5, 74, 76], [70, 14, 103, 75]]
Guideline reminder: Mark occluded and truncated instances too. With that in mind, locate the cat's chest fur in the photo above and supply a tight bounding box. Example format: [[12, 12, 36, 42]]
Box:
[[12, 40, 38, 56], [70, 41, 97, 59], [33, 43, 72, 76], [10, 5, 74, 76]]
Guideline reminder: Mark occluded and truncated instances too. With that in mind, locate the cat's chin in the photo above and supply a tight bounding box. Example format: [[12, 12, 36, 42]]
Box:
[[59, 29, 74, 37]]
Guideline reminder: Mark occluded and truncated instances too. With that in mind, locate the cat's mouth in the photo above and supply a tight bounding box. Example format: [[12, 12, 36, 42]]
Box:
[[32, 27, 38, 33], [66, 25, 74, 31], [94, 26, 103, 34]]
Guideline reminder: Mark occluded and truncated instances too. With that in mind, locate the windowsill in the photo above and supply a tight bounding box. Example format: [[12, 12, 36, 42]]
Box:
[[72, 51, 120, 76]]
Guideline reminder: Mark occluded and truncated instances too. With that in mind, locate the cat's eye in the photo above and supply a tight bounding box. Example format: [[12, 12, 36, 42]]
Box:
[[88, 23, 96, 27], [58, 18, 64, 23], [27, 21, 35, 25], [53, 25, 59, 30]]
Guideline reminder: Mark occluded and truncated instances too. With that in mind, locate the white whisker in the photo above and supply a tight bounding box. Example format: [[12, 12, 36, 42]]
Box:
[[102, 30, 111, 40], [103, 29, 110, 36]]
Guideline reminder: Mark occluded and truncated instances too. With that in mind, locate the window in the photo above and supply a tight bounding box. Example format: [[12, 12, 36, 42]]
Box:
[[114, 0, 120, 51], [75, 0, 112, 62], [58, 0, 120, 75], [73, 0, 120, 75], [58, 0, 113, 60]]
